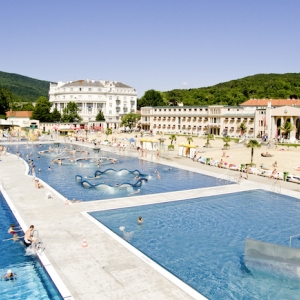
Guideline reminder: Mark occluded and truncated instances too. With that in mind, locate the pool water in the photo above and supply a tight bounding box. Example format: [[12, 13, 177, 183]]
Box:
[[89, 189, 300, 300], [0, 192, 62, 300], [7, 143, 232, 201]]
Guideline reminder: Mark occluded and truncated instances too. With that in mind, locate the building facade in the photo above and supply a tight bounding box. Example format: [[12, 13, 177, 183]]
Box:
[[49, 79, 137, 129], [141, 103, 300, 141]]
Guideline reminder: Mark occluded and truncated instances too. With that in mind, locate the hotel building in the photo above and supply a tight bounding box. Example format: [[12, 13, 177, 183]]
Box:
[[140, 99, 300, 141], [49, 79, 137, 129]]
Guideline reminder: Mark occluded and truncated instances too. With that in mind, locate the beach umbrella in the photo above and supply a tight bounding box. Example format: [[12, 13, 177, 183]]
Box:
[[129, 138, 135, 142]]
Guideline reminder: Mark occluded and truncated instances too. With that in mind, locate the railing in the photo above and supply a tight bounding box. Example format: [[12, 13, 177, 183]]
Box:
[[289, 233, 300, 247], [271, 179, 281, 193]]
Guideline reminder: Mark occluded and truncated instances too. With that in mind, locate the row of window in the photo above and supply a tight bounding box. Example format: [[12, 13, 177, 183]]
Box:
[[153, 108, 242, 112], [55, 87, 136, 93], [52, 95, 135, 101]]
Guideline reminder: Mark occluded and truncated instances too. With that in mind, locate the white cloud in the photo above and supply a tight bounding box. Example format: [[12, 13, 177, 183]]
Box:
[[182, 81, 188, 86]]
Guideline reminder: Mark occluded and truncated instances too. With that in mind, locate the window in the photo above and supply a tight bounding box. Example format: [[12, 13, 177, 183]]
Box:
[[98, 88, 101, 91], [194, 109, 197, 111], [71, 88, 73, 91], [164, 109, 166, 111], [88, 88, 92, 91], [109, 110, 112, 114], [109, 96, 112, 100], [189, 109, 192, 111], [79, 88, 82, 91], [109, 103, 112, 107]]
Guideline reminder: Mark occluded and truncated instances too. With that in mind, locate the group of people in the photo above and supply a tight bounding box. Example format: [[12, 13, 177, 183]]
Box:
[[3, 224, 39, 281]]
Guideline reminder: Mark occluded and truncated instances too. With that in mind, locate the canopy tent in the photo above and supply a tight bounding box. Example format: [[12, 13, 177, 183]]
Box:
[[140, 139, 159, 151], [178, 143, 196, 157]]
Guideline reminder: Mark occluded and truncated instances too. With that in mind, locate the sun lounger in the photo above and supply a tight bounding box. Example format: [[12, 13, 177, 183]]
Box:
[[198, 157, 206, 164], [229, 164, 240, 171]]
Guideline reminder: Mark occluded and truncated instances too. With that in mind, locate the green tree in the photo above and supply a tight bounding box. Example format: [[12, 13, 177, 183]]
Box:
[[95, 110, 105, 121], [137, 89, 165, 109], [223, 135, 231, 149], [0, 87, 10, 115], [61, 102, 82, 122], [51, 107, 61, 122], [186, 135, 193, 145], [246, 140, 261, 165], [239, 123, 247, 136], [169, 134, 177, 145], [105, 127, 113, 140], [205, 134, 214, 147], [31, 96, 52, 122], [280, 121, 294, 139], [120, 112, 141, 130]]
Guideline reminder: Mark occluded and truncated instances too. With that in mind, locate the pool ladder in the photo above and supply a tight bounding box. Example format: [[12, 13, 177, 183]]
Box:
[[289, 233, 300, 247], [32, 230, 46, 253]]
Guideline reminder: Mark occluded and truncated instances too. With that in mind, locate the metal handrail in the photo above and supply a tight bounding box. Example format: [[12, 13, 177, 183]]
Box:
[[289, 233, 300, 247]]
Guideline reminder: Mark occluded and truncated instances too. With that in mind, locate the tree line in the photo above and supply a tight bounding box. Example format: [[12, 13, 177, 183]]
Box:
[[137, 73, 300, 109]]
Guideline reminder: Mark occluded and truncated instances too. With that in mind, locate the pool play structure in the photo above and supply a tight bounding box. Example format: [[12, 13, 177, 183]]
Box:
[[2, 140, 300, 299]]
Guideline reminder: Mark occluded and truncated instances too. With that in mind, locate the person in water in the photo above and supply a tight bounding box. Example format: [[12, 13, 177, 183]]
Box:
[[137, 216, 143, 224], [8, 224, 20, 235], [3, 269, 17, 280], [24, 225, 35, 248]]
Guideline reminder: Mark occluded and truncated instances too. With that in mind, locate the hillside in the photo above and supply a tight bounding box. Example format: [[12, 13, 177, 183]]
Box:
[[0, 71, 52, 102], [162, 73, 300, 106]]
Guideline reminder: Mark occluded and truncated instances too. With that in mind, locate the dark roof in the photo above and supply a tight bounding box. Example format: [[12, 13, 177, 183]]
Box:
[[61, 80, 132, 88]]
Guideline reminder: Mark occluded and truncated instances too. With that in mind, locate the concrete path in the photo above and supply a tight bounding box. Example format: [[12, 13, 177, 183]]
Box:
[[1, 141, 300, 300]]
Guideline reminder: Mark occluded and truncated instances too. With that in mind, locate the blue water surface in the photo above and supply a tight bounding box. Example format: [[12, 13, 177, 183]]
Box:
[[89, 189, 300, 300], [6, 143, 232, 201], [0, 192, 62, 300]]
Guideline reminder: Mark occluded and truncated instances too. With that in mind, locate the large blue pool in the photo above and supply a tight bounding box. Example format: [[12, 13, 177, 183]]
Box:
[[0, 193, 62, 299], [7, 143, 232, 201], [89, 189, 300, 300]]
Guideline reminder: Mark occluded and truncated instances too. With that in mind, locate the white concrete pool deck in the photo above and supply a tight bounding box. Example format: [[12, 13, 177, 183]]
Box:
[[1, 141, 300, 300]]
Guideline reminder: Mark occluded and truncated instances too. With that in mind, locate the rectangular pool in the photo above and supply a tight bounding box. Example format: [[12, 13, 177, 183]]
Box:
[[89, 189, 300, 299]]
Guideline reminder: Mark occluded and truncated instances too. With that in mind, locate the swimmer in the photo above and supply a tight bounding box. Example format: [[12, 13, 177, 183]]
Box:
[[23, 225, 35, 248], [137, 216, 143, 224], [8, 224, 21, 235], [134, 175, 140, 180], [3, 269, 17, 280], [115, 183, 120, 187], [48, 166, 51, 171], [157, 173, 161, 179]]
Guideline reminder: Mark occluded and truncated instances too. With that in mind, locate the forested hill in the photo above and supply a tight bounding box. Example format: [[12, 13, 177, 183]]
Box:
[[162, 73, 300, 106], [0, 71, 52, 102]]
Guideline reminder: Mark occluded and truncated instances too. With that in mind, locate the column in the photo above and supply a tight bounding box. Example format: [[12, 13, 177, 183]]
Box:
[[290, 117, 295, 140]]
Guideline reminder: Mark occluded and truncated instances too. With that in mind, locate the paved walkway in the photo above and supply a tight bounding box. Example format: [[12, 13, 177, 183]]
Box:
[[1, 141, 300, 300]]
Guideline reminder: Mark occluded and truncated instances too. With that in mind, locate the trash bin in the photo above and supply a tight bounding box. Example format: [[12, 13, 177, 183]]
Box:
[[206, 158, 210, 165], [283, 172, 289, 181]]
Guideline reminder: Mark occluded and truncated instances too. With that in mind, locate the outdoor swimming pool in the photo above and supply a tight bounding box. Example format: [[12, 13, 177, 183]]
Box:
[[0, 192, 62, 300], [7, 143, 232, 201], [89, 189, 300, 299]]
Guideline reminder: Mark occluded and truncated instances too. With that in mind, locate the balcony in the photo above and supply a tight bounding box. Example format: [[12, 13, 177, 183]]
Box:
[[116, 100, 121, 105], [224, 118, 229, 122], [153, 124, 156, 128], [116, 107, 120, 112], [123, 107, 128, 113], [230, 118, 235, 122], [237, 118, 241, 123], [249, 119, 254, 123], [198, 117, 202, 121]]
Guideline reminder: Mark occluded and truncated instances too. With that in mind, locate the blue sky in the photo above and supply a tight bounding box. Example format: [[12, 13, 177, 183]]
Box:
[[1, 0, 300, 97]]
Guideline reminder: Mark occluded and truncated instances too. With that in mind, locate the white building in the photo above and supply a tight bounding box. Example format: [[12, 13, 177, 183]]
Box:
[[49, 79, 137, 129], [140, 103, 300, 141]]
